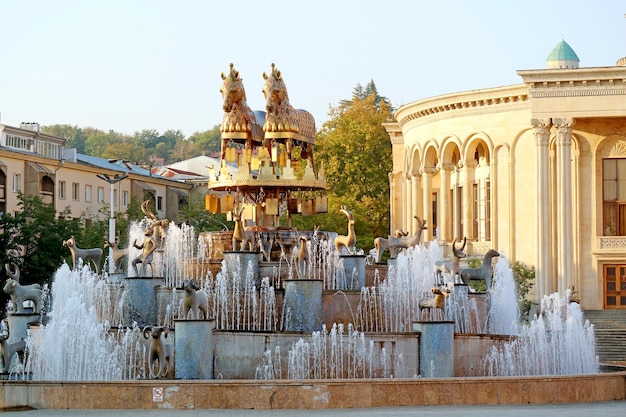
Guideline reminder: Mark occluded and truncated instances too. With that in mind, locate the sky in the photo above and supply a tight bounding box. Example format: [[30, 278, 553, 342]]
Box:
[[1, 0, 625, 137]]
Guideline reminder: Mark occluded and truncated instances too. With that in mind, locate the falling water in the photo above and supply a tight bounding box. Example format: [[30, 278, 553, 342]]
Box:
[[487, 255, 520, 336], [483, 290, 598, 376], [25, 263, 146, 380]]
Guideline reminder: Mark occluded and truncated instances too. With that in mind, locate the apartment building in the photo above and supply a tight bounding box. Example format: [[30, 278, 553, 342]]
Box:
[[0, 122, 192, 221]]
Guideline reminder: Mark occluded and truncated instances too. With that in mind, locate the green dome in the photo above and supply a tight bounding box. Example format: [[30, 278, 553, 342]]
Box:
[[547, 39, 580, 62]]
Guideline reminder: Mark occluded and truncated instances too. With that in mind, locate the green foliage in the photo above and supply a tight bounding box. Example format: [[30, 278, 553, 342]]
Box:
[[511, 261, 535, 321], [315, 84, 393, 246], [188, 126, 221, 155], [0, 194, 81, 315], [177, 193, 229, 232]]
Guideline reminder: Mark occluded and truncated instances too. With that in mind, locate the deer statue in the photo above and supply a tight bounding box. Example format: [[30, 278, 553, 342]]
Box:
[[459, 249, 500, 290], [433, 237, 467, 284], [3, 263, 42, 315], [232, 204, 255, 251], [104, 233, 129, 273], [335, 206, 356, 255], [141, 200, 169, 248], [63, 237, 103, 274], [374, 216, 427, 262]]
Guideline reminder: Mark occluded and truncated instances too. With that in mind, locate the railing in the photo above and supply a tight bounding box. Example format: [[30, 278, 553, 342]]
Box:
[[597, 236, 626, 251]]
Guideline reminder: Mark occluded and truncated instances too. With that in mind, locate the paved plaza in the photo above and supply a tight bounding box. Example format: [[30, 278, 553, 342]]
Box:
[[2, 401, 625, 417]]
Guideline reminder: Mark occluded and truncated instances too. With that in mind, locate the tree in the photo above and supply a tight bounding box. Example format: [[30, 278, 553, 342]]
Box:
[[84, 129, 125, 157], [188, 125, 221, 155], [313, 86, 393, 248], [0, 194, 81, 315], [41, 124, 87, 153]]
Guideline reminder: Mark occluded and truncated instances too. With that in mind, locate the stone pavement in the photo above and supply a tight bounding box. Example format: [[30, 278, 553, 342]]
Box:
[[1, 401, 625, 417]]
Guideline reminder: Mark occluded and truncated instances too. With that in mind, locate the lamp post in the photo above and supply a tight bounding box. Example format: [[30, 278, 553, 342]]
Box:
[[97, 173, 128, 274]]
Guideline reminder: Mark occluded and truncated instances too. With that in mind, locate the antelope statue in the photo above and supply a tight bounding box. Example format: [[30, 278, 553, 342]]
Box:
[[232, 204, 255, 251], [141, 200, 169, 248], [374, 216, 427, 263], [335, 206, 356, 255], [433, 237, 467, 284]]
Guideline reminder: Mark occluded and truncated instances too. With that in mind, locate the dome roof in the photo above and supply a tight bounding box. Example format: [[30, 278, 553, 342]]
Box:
[[546, 39, 580, 68]]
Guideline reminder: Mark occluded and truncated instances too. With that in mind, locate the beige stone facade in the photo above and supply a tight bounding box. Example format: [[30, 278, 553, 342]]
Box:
[[0, 123, 192, 222], [385, 62, 626, 309]]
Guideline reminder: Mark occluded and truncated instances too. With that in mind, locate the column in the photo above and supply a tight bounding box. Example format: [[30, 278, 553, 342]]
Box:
[[411, 169, 422, 234], [422, 167, 435, 241], [554, 118, 575, 294], [389, 172, 396, 234], [439, 164, 453, 242], [533, 118, 552, 300], [462, 161, 477, 240], [405, 173, 413, 234]]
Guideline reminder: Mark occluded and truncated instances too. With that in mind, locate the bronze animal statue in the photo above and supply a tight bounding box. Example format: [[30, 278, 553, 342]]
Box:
[[433, 237, 467, 284], [219, 63, 263, 156], [335, 206, 356, 255], [104, 233, 129, 274], [142, 326, 173, 379], [131, 227, 157, 277], [419, 287, 450, 313], [460, 249, 500, 290], [231, 204, 256, 251], [182, 279, 209, 320], [262, 63, 316, 172], [141, 200, 169, 248], [63, 237, 103, 274], [374, 216, 427, 263], [294, 235, 310, 279], [3, 263, 42, 314]]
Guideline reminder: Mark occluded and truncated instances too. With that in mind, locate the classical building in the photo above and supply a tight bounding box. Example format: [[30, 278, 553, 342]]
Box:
[[385, 40, 626, 310], [0, 122, 191, 221]]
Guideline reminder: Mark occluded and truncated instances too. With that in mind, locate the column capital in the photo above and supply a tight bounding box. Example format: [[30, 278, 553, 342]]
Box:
[[554, 118, 575, 146], [463, 160, 478, 169], [422, 165, 437, 175], [532, 118, 552, 146], [410, 168, 421, 177]]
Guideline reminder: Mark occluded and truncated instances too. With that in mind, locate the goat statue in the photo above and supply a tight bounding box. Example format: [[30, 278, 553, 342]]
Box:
[[374, 216, 427, 263], [335, 206, 356, 255], [182, 279, 209, 320], [142, 326, 173, 379], [433, 237, 467, 284], [459, 249, 500, 290], [3, 263, 42, 315], [0, 319, 25, 373], [63, 237, 103, 274]]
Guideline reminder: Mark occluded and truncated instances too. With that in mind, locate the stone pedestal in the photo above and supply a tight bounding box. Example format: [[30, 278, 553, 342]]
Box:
[[283, 279, 323, 332], [223, 251, 261, 286], [175, 319, 215, 379], [123, 278, 164, 327], [387, 257, 397, 267], [337, 254, 366, 290], [106, 272, 126, 284], [413, 321, 455, 377]]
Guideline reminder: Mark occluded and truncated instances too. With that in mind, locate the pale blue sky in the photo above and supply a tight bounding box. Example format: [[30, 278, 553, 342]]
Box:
[[1, 0, 624, 137]]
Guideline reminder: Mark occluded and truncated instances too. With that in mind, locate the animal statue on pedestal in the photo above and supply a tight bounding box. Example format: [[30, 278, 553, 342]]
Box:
[[419, 287, 450, 320], [460, 249, 500, 290], [262, 63, 316, 173], [3, 263, 42, 314], [433, 237, 467, 284], [104, 233, 129, 273], [182, 279, 209, 320], [335, 206, 356, 255], [374, 216, 427, 263], [62, 237, 103, 274], [232, 204, 256, 251], [142, 326, 173, 379]]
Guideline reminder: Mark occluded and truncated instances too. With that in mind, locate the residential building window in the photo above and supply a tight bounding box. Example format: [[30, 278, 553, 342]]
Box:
[[12, 174, 21, 192], [157, 196, 163, 211], [85, 185, 92, 203], [59, 181, 66, 199], [122, 190, 128, 207], [72, 183, 79, 201], [6, 134, 31, 151], [97, 187, 105, 204], [603, 158, 626, 236], [113, 189, 118, 208]]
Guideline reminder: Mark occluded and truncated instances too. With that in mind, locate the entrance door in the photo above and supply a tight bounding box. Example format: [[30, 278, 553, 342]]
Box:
[[604, 264, 626, 308]]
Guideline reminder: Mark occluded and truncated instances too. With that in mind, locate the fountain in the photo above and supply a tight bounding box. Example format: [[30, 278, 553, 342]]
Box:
[[0, 63, 617, 411]]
